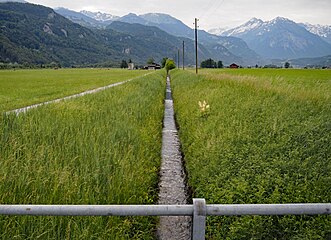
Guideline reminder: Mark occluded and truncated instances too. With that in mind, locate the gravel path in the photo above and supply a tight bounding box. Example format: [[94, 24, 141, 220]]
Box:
[[157, 75, 191, 239]]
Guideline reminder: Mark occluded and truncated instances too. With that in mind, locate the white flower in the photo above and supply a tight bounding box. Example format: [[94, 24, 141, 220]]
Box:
[[198, 100, 210, 112]]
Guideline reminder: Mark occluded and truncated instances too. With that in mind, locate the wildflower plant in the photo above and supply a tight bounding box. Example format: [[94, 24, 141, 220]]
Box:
[[198, 100, 210, 118]]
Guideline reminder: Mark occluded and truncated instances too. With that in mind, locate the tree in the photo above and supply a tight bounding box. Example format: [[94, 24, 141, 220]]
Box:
[[165, 59, 176, 74], [201, 58, 217, 68], [161, 57, 168, 68], [217, 60, 223, 68], [147, 57, 155, 64], [120, 60, 128, 69], [284, 62, 290, 69]]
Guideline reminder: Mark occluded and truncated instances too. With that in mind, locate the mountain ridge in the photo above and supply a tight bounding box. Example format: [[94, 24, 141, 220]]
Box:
[[54, 9, 250, 65], [220, 17, 331, 59], [80, 10, 119, 23], [299, 22, 331, 44], [2, 2, 330, 67], [114, 12, 261, 65], [0, 2, 217, 66], [54, 7, 104, 29]]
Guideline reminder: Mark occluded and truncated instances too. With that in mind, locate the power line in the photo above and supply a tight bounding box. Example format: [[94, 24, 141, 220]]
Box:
[[198, 0, 225, 23]]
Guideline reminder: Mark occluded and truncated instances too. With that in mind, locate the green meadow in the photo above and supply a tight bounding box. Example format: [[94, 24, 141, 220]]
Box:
[[171, 69, 331, 239], [0, 70, 165, 239], [0, 68, 148, 113], [1, 68, 330, 239]]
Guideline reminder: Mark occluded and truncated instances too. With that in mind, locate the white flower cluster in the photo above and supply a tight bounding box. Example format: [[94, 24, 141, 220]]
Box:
[[198, 100, 210, 112]]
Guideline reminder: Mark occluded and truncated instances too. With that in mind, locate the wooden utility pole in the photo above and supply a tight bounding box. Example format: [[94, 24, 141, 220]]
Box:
[[194, 18, 199, 74], [182, 41, 185, 70], [177, 49, 180, 68]]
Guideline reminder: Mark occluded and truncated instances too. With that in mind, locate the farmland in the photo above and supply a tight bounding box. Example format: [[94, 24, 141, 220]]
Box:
[[1, 67, 330, 239], [171, 69, 331, 239], [0, 70, 165, 239], [0, 68, 148, 113]]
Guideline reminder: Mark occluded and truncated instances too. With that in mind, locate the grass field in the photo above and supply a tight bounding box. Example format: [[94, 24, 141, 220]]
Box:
[[171, 69, 331, 239], [0, 70, 165, 239], [0, 68, 148, 113]]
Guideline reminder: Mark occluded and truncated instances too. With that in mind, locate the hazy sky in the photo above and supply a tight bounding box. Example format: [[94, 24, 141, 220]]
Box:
[[27, 0, 331, 30]]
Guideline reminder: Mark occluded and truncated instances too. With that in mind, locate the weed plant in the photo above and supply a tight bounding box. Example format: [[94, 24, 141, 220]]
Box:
[[171, 69, 331, 239], [0, 71, 166, 239], [0, 68, 147, 112]]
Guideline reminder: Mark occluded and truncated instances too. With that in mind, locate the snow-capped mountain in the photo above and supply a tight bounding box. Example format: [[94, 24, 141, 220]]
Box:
[[117, 12, 260, 65], [221, 18, 264, 37], [80, 10, 119, 22], [221, 17, 331, 59], [300, 23, 331, 44], [55, 8, 119, 28], [55, 7, 103, 28], [118, 12, 192, 38], [208, 27, 229, 36]]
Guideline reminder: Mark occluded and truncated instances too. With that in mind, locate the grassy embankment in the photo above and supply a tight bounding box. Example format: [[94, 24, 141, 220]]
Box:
[[171, 69, 331, 239], [0, 68, 148, 113], [0, 70, 166, 239]]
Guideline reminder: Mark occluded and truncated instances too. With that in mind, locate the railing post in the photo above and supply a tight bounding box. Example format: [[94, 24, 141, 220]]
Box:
[[192, 198, 206, 240]]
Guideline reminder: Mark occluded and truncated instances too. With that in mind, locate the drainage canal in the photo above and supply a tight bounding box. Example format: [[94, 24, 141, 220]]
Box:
[[157, 75, 191, 239]]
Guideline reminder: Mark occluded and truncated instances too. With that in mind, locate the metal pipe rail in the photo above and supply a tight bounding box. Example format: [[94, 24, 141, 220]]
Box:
[[0, 199, 330, 240], [0, 205, 193, 216]]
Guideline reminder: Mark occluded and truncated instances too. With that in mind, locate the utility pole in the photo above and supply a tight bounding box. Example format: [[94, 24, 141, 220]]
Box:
[[177, 48, 180, 69], [182, 41, 185, 70], [194, 18, 199, 74]]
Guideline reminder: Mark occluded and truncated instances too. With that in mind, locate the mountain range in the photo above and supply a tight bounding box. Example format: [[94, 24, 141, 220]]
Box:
[[59, 10, 261, 65], [81, 10, 119, 23], [1, 2, 211, 66], [0, 3, 247, 66], [53, 7, 331, 64], [1, 1, 331, 67], [212, 17, 331, 59], [54, 8, 119, 29], [299, 23, 331, 44], [209, 20, 331, 46]]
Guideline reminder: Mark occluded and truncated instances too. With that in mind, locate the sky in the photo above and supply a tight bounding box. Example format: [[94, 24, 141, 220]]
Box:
[[27, 0, 331, 30]]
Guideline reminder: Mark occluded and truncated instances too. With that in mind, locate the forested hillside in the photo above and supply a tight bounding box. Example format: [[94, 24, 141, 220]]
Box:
[[0, 2, 203, 66]]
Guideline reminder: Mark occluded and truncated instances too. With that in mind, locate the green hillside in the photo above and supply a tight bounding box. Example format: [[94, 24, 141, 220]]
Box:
[[0, 2, 202, 67], [0, 3, 119, 66], [107, 21, 210, 66]]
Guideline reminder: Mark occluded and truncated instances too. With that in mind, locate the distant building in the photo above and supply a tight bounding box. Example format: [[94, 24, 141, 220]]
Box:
[[128, 63, 135, 70], [230, 63, 239, 69], [144, 63, 161, 70]]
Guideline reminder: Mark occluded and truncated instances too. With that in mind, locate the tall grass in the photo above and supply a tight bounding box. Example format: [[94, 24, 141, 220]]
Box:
[[0, 71, 166, 239], [198, 68, 331, 101], [171, 69, 331, 239], [0, 68, 148, 112]]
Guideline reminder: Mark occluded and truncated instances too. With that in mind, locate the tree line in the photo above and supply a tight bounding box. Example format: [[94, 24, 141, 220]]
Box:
[[200, 58, 223, 68]]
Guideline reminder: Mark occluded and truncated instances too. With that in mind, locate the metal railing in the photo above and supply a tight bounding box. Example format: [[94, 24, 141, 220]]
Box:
[[1, 199, 330, 240]]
